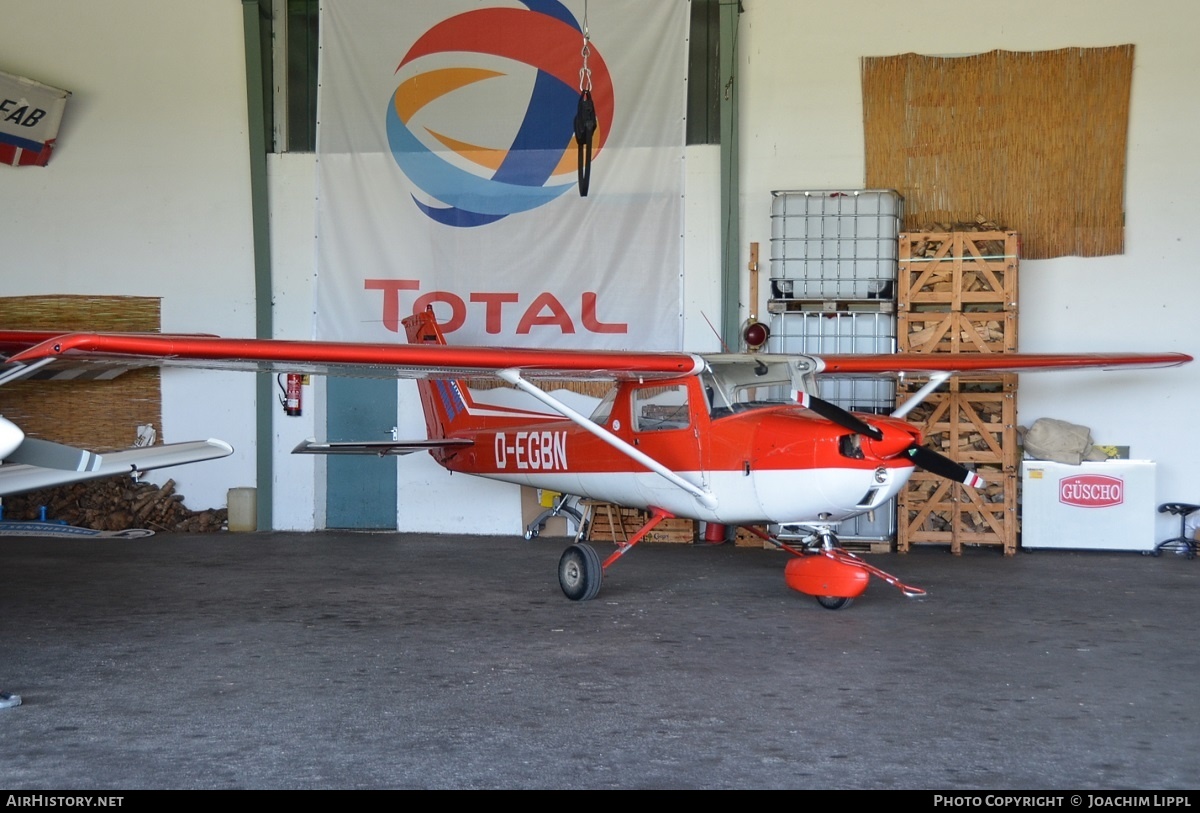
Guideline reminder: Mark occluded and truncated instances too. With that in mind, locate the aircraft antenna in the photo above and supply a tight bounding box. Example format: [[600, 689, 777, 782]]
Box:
[[701, 311, 733, 353]]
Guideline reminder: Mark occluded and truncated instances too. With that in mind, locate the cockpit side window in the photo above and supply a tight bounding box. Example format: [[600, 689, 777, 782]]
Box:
[[589, 386, 619, 425], [632, 384, 690, 432]]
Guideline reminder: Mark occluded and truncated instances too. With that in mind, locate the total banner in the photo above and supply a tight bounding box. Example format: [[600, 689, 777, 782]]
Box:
[[316, 0, 688, 349]]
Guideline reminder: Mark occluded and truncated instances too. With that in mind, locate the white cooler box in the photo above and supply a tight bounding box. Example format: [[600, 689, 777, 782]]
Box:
[[1020, 459, 1156, 552]]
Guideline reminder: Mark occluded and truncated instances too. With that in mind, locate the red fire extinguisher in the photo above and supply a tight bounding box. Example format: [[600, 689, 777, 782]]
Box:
[[278, 373, 303, 417]]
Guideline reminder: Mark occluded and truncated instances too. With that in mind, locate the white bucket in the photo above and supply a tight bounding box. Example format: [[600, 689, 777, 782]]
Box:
[[227, 487, 257, 532]]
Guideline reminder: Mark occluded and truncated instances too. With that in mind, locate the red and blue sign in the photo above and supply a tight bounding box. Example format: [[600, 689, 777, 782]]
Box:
[[386, 0, 612, 227]]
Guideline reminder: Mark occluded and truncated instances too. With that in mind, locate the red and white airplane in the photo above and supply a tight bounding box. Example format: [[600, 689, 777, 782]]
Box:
[[0, 310, 1190, 608]]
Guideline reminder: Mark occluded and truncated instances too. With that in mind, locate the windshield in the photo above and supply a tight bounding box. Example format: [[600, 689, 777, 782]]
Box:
[[703, 362, 798, 418]]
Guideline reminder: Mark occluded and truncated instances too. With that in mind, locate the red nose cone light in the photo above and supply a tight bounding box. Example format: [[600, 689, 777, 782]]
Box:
[[742, 321, 770, 350]]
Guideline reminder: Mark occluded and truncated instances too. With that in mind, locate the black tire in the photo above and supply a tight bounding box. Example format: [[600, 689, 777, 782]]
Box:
[[559, 543, 602, 601], [817, 596, 853, 610]]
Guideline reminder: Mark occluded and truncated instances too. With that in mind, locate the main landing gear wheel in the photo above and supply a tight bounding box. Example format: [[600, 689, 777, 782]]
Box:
[[559, 543, 603, 601], [817, 596, 853, 611]]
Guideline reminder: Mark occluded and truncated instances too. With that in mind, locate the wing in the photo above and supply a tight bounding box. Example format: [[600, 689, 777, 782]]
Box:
[[813, 351, 1192, 375], [0, 331, 707, 384], [0, 434, 233, 497], [0, 329, 1188, 384]]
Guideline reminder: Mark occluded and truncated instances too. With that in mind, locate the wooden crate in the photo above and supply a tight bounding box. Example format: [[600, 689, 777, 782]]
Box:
[[897, 231, 1019, 311], [582, 502, 632, 542], [898, 309, 1017, 355], [892, 234, 1021, 556], [897, 469, 1019, 555], [583, 503, 696, 544], [899, 376, 1018, 468], [642, 517, 698, 544], [898, 230, 1019, 354], [733, 525, 894, 553], [897, 376, 1018, 555], [734, 525, 770, 547]]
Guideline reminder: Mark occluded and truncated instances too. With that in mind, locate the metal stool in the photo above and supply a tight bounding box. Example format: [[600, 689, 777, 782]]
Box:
[[1154, 503, 1200, 558]]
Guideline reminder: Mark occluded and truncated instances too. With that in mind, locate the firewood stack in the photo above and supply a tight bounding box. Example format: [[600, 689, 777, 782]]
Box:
[[895, 228, 1021, 555], [2, 475, 228, 533], [903, 216, 1010, 259]]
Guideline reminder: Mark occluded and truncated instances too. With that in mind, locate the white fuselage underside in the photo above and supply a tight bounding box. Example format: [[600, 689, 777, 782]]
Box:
[[477, 464, 914, 526]]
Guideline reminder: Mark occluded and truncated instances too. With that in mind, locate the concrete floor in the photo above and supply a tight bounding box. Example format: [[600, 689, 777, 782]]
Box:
[[1, 531, 1197, 790]]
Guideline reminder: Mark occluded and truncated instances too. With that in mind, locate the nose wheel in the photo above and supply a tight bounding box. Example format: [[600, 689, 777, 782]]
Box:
[[750, 524, 926, 609], [816, 596, 853, 610]]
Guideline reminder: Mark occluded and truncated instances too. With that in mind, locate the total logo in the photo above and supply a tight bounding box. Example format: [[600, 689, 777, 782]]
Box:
[[385, 1, 613, 228], [1059, 474, 1124, 508]]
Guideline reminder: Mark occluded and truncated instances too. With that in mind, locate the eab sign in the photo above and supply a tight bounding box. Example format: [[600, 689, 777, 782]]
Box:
[[0, 71, 70, 167]]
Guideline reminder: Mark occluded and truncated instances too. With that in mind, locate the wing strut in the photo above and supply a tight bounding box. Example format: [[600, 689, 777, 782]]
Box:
[[497, 369, 718, 511], [891, 372, 950, 419]]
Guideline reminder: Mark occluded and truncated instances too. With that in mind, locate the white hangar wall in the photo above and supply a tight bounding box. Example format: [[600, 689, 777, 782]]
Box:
[[0, 3, 258, 514], [2, 1, 1197, 539]]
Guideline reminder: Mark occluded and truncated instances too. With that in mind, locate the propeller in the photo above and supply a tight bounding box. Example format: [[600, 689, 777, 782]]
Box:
[[904, 444, 986, 488], [799, 392, 883, 441], [800, 392, 986, 488]]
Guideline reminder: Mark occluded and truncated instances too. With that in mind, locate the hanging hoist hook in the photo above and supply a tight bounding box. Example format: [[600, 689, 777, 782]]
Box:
[[575, 8, 596, 196], [578, 34, 592, 93], [578, 0, 592, 93]]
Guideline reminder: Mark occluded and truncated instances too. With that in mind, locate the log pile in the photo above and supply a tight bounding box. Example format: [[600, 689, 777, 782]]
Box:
[[1, 475, 227, 533], [904, 316, 1009, 352], [895, 228, 1021, 556], [903, 215, 1011, 261], [902, 465, 1010, 534]]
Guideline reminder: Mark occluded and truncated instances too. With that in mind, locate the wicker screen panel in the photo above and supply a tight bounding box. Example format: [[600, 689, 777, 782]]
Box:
[[466, 378, 612, 399], [0, 296, 161, 451], [862, 46, 1133, 259]]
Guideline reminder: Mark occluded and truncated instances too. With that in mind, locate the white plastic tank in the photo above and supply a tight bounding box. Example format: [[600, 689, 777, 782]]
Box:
[[227, 487, 257, 532]]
